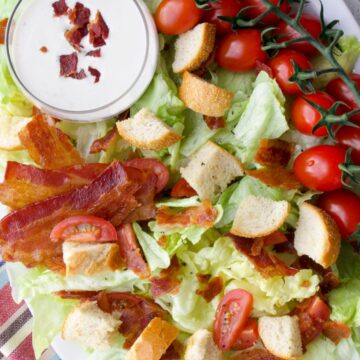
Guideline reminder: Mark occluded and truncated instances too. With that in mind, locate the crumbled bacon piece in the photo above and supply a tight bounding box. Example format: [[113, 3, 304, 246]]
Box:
[[65, 26, 88, 50], [52, 0, 68, 16], [320, 271, 341, 294], [246, 167, 302, 190], [322, 321, 351, 344], [59, 52, 78, 77], [88, 66, 101, 83], [39, 46, 48, 53], [151, 256, 181, 298], [88, 10, 109, 48], [204, 116, 225, 130], [0, 18, 7, 45], [86, 49, 101, 57], [117, 109, 130, 121], [90, 127, 118, 154], [161, 341, 183, 360], [196, 276, 223, 302], [255, 139, 294, 168], [157, 200, 218, 228], [197, 273, 211, 284], [68, 2, 91, 27], [70, 69, 86, 80]]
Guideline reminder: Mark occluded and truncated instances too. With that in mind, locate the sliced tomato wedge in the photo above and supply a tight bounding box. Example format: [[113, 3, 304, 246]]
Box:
[[50, 215, 118, 242], [124, 158, 169, 193], [171, 178, 197, 198], [213, 289, 253, 351], [232, 318, 259, 351]]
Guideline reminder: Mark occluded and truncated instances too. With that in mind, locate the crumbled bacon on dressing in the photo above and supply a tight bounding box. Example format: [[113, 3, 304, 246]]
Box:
[[70, 69, 87, 80], [88, 10, 109, 47], [88, 66, 101, 83], [204, 116, 225, 130], [52, 0, 68, 16], [59, 52, 79, 77], [196, 276, 223, 302], [254, 139, 294, 168], [64, 26, 88, 50], [39, 46, 48, 53], [68, 2, 91, 26], [86, 49, 101, 57]]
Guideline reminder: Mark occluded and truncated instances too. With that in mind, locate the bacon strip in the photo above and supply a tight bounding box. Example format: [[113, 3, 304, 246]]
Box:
[[151, 256, 181, 298], [229, 234, 299, 278], [196, 276, 223, 302], [19, 114, 84, 169], [0, 18, 8, 45], [203, 116, 225, 130], [0, 161, 139, 271], [117, 224, 150, 279], [90, 127, 119, 154], [255, 139, 294, 168], [157, 200, 217, 228]]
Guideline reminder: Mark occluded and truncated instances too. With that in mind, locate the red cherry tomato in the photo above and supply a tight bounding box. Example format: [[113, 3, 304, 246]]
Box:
[[203, 0, 243, 35], [291, 91, 336, 137], [231, 319, 259, 351], [50, 216, 118, 242], [171, 178, 197, 198], [336, 126, 360, 165], [293, 145, 346, 191], [213, 289, 253, 351], [274, 15, 322, 56], [124, 158, 170, 193], [155, 0, 203, 35], [327, 74, 360, 123], [268, 50, 313, 95], [216, 29, 267, 72], [318, 189, 360, 238], [242, 0, 291, 25]]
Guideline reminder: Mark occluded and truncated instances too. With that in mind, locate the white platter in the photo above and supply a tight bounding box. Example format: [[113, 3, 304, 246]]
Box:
[[3, 0, 360, 359]]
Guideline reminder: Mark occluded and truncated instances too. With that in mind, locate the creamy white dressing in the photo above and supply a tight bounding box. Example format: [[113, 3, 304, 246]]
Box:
[[11, 0, 149, 112]]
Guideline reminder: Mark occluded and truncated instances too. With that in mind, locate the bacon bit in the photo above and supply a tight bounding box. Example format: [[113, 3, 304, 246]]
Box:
[[230, 348, 279, 360], [19, 114, 84, 169], [117, 109, 130, 121], [86, 49, 101, 57], [151, 256, 181, 298], [157, 235, 168, 248], [116, 224, 150, 279], [246, 167, 302, 190], [68, 2, 91, 27], [0, 18, 7, 45], [250, 232, 289, 257], [88, 10, 109, 47], [322, 321, 351, 344], [88, 66, 101, 83], [0, 161, 140, 272], [255, 139, 294, 168], [59, 52, 78, 77], [52, 0, 68, 16], [170, 178, 197, 198], [40, 46, 48, 53], [297, 311, 323, 346], [196, 276, 223, 302], [255, 60, 274, 78], [157, 200, 217, 228], [204, 116, 225, 130], [0, 162, 106, 209], [229, 234, 299, 278], [70, 69, 86, 80], [64, 26, 88, 50], [90, 127, 119, 154], [196, 273, 211, 284], [320, 272, 341, 294], [161, 341, 183, 360]]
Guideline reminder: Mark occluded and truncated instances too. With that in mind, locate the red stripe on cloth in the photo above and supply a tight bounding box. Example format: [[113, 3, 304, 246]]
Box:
[[7, 333, 35, 360], [0, 284, 24, 325]]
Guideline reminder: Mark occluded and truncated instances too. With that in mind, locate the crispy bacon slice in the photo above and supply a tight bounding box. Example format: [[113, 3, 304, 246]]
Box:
[[229, 234, 299, 278], [52, 0, 68, 16], [255, 139, 294, 168], [19, 114, 84, 169], [68, 2, 91, 27], [246, 168, 302, 190], [90, 127, 118, 154], [117, 224, 150, 279], [0, 162, 107, 209], [0, 18, 8, 44], [156, 200, 217, 228], [88, 66, 101, 83], [322, 321, 351, 344], [151, 256, 181, 298], [86, 49, 101, 57], [204, 116, 225, 130], [59, 52, 78, 77], [88, 10, 109, 47], [230, 348, 279, 360], [196, 276, 223, 302], [0, 161, 139, 271]]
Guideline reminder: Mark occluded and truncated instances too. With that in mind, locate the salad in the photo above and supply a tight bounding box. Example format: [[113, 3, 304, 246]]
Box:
[[1, 0, 360, 359]]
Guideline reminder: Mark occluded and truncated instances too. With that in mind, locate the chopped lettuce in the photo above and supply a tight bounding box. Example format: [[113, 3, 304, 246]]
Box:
[[142, 0, 161, 14], [0, 0, 19, 18]]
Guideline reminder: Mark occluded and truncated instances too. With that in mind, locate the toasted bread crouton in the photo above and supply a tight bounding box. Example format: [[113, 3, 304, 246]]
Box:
[[172, 23, 216, 74], [0, 113, 32, 150], [180, 141, 244, 201], [62, 241, 121, 276], [61, 301, 121, 350], [184, 329, 222, 360], [258, 316, 303, 359], [116, 108, 182, 150], [230, 196, 290, 238], [179, 72, 233, 117], [126, 317, 179, 360], [294, 202, 341, 268]]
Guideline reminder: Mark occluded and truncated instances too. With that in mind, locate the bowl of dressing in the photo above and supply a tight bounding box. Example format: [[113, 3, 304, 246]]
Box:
[[5, 0, 159, 122]]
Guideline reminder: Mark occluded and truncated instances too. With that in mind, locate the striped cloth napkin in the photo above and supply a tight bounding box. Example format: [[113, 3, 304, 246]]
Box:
[[0, 261, 61, 360]]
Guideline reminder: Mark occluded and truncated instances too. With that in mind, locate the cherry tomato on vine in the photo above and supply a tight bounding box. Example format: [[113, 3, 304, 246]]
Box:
[[326, 73, 360, 123], [202, 0, 243, 35], [216, 29, 267, 72], [155, 0, 203, 35], [242, 0, 291, 26], [274, 15, 322, 56], [213, 289, 253, 351], [318, 189, 360, 238], [336, 125, 360, 165], [268, 50, 313, 95], [293, 145, 346, 191], [291, 91, 336, 137]]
